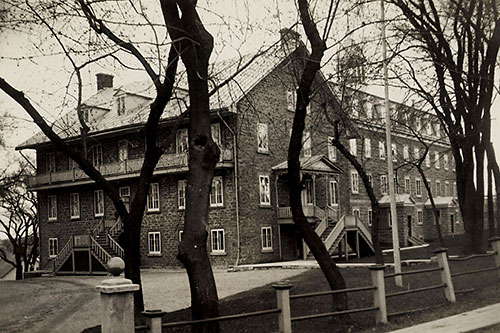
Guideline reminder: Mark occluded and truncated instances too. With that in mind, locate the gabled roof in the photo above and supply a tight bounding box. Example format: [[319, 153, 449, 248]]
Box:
[[272, 155, 343, 174], [424, 196, 458, 208], [379, 193, 416, 206], [17, 38, 296, 150]]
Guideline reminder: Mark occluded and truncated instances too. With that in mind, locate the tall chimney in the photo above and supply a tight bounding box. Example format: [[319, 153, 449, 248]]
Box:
[[96, 73, 114, 91], [279, 28, 301, 53]]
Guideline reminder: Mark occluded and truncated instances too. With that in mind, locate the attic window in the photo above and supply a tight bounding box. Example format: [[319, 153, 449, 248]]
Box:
[[117, 96, 126, 116]]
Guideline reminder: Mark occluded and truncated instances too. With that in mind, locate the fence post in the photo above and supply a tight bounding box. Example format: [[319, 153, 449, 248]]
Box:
[[142, 310, 165, 333], [433, 248, 455, 303], [273, 283, 292, 333], [369, 264, 387, 324], [96, 257, 140, 333], [489, 237, 500, 280]]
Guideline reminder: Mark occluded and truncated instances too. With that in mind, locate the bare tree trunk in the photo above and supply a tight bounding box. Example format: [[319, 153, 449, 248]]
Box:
[[488, 166, 495, 238], [486, 143, 500, 236], [15, 253, 22, 280], [287, 0, 348, 316], [160, 1, 220, 331]]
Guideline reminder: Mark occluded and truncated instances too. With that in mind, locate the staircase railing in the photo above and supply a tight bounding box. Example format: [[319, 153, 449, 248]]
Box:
[[354, 215, 374, 251], [92, 218, 105, 239], [109, 217, 123, 238], [108, 234, 124, 259], [324, 215, 346, 251], [53, 236, 74, 272], [326, 205, 339, 220], [90, 236, 112, 268]]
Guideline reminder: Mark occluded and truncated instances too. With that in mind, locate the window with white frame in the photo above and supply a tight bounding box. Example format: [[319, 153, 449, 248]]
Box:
[[368, 209, 373, 226], [353, 208, 360, 218], [178, 230, 183, 242], [413, 147, 420, 160], [434, 152, 440, 169], [425, 152, 431, 167], [453, 181, 457, 197], [364, 138, 371, 158], [380, 175, 388, 195], [349, 138, 357, 156], [46, 152, 56, 173], [417, 210, 423, 225], [443, 153, 449, 170], [405, 177, 411, 194], [210, 176, 224, 207], [286, 89, 295, 111], [48, 195, 57, 221], [302, 179, 314, 205], [257, 123, 269, 153], [436, 180, 441, 197], [211, 229, 225, 253], [379, 141, 386, 159], [177, 180, 187, 210], [368, 174, 373, 188], [118, 140, 128, 162], [211, 122, 222, 149], [119, 186, 130, 212], [148, 232, 161, 255], [416, 179, 422, 197], [445, 181, 450, 197], [259, 175, 271, 206], [329, 180, 338, 206], [391, 143, 397, 161], [176, 128, 189, 154], [92, 144, 103, 167], [69, 193, 80, 219], [327, 137, 337, 161], [147, 183, 160, 212], [351, 171, 359, 194], [303, 132, 311, 157], [261, 227, 273, 251], [94, 190, 104, 217], [403, 145, 409, 161], [48, 238, 58, 258]]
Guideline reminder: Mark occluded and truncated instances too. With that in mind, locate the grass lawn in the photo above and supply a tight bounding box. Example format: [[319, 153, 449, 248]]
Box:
[[158, 235, 500, 332]]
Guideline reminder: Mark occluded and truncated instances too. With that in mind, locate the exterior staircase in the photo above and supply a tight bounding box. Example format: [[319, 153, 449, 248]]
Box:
[[306, 214, 374, 260], [408, 235, 427, 246], [52, 217, 124, 273]]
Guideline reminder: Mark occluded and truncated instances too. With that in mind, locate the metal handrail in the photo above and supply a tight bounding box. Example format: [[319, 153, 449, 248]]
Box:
[[291, 306, 379, 322], [385, 266, 443, 278], [290, 285, 376, 300], [92, 218, 105, 239], [448, 252, 496, 261], [324, 215, 345, 250], [451, 266, 499, 278], [108, 217, 123, 237], [386, 283, 446, 298], [161, 308, 280, 328]]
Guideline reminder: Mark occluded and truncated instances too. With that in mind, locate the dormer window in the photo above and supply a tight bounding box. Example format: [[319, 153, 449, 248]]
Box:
[[117, 95, 126, 116]]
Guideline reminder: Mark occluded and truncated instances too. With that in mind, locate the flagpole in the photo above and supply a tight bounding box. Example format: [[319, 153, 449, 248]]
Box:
[[381, 0, 402, 286]]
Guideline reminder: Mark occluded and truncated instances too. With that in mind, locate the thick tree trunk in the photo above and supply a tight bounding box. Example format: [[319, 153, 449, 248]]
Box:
[[486, 143, 500, 236], [419, 167, 444, 247]]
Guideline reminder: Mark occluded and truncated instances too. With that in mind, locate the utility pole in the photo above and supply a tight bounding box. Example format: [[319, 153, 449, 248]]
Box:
[[381, 0, 402, 286]]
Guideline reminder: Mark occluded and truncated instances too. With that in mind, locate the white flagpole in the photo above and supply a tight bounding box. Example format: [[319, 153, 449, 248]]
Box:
[[381, 0, 402, 286]]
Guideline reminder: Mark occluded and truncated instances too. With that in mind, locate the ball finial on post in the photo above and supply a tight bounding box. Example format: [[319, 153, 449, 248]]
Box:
[[106, 257, 125, 277]]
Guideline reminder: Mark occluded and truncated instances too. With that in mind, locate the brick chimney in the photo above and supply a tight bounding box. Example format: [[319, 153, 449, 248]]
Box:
[[96, 73, 113, 91], [279, 28, 301, 53]]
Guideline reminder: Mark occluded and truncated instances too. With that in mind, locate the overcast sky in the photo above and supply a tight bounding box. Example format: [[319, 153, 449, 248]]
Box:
[[1, 0, 499, 172]]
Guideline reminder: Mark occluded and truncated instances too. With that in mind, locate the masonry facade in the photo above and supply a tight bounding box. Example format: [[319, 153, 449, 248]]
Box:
[[19, 32, 461, 272]]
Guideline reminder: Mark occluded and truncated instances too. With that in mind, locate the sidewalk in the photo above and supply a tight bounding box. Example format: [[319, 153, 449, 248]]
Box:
[[389, 303, 500, 332]]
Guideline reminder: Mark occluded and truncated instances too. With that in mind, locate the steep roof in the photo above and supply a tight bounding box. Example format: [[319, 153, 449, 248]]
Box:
[[272, 155, 343, 174], [17, 39, 295, 150]]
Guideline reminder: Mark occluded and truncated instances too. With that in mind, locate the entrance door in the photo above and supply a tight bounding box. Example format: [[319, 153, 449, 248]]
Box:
[[301, 178, 314, 206], [407, 215, 412, 237]]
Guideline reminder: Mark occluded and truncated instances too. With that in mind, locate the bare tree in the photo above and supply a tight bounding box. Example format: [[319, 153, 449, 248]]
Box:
[[287, 0, 349, 315], [389, 0, 500, 253], [0, 166, 39, 280]]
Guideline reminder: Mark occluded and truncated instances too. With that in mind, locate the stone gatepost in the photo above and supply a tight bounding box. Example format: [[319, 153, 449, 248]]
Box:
[[96, 257, 140, 333]]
